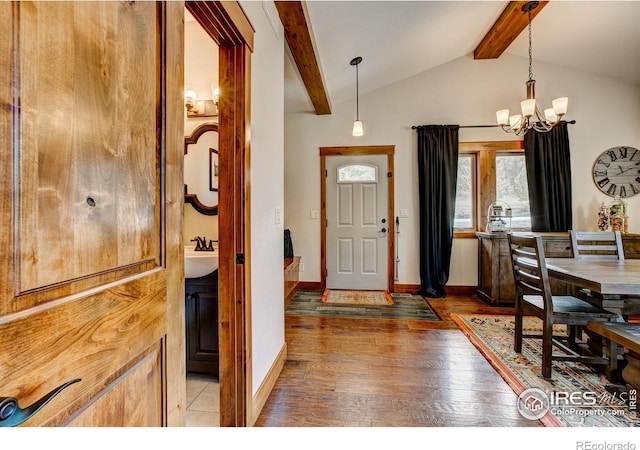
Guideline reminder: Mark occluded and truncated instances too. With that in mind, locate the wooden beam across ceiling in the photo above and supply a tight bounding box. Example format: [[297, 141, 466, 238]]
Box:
[[274, 1, 331, 115], [474, 1, 548, 60]]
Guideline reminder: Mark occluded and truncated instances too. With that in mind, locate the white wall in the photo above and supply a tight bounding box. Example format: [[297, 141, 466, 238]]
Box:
[[240, 0, 286, 396], [284, 53, 640, 287]]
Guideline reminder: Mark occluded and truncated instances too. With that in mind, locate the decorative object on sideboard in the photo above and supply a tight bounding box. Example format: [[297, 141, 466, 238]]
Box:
[[609, 196, 628, 234], [495, 1, 568, 136], [597, 202, 610, 231], [486, 201, 512, 233]]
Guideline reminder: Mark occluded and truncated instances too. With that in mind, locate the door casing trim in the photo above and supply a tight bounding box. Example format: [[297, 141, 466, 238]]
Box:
[[320, 146, 395, 293]]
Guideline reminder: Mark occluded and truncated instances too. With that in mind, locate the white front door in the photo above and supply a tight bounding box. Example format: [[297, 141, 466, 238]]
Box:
[[326, 155, 388, 290]]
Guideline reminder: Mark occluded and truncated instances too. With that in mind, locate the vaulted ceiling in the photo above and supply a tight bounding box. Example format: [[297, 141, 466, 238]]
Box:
[[278, 1, 640, 115]]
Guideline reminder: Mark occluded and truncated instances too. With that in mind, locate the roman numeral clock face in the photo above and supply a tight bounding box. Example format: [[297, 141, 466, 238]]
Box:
[[592, 146, 640, 198]]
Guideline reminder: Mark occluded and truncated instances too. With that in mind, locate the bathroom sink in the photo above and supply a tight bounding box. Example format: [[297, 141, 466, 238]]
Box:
[[184, 245, 218, 278]]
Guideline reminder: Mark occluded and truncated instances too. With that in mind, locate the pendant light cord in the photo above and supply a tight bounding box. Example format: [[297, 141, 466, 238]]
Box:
[[355, 62, 360, 120]]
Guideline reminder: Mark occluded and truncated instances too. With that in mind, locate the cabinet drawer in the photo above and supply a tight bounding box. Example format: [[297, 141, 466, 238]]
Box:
[[544, 240, 572, 257]]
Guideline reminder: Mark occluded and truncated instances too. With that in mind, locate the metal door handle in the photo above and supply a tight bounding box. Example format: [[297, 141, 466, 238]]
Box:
[[0, 378, 81, 427]]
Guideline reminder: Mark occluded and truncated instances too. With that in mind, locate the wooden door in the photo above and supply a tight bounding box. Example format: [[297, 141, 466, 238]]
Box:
[[0, 2, 184, 427], [326, 155, 389, 290]]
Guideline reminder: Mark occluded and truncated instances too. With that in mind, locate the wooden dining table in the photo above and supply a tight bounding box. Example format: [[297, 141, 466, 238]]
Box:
[[545, 258, 640, 316], [545, 258, 640, 383]]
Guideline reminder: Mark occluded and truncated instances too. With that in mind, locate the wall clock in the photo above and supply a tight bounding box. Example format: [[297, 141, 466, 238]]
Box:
[[592, 146, 640, 198]]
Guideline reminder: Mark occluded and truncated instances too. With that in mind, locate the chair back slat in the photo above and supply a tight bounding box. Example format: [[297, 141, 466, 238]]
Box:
[[570, 230, 625, 261], [507, 233, 553, 311]]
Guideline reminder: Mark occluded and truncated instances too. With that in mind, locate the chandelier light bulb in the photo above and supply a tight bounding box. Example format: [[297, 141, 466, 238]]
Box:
[[496, 109, 510, 126], [552, 97, 568, 115]]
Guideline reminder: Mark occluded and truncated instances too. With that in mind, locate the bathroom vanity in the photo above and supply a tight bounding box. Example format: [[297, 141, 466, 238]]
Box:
[[185, 269, 219, 378]]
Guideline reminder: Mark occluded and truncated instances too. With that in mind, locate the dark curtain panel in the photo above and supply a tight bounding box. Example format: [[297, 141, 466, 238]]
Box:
[[524, 121, 573, 232], [416, 125, 459, 298]]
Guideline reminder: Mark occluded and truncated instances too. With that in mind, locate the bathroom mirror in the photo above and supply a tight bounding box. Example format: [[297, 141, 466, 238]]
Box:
[[184, 122, 218, 215]]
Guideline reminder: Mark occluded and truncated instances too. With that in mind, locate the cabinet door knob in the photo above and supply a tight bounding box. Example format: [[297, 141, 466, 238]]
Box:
[[0, 378, 81, 427]]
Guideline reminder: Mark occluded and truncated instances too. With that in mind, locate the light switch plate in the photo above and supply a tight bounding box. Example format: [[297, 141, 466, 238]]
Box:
[[310, 210, 320, 219], [275, 207, 281, 225], [400, 209, 409, 218]]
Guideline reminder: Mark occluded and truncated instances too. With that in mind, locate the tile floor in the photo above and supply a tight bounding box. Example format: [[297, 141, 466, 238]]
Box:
[[185, 373, 220, 427]]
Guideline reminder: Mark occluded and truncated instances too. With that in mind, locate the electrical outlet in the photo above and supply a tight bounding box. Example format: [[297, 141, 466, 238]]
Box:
[[299, 262, 304, 272], [275, 207, 281, 225]]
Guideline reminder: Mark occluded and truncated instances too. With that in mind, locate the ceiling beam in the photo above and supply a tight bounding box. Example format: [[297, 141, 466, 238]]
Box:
[[274, 1, 331, 115], [474, 1, 548, 60]]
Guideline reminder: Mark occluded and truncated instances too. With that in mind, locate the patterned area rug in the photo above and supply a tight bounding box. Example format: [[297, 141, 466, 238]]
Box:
[[287, 290, 439, 321], [451, 313, 640, 427], [321, 289, 393, 306]]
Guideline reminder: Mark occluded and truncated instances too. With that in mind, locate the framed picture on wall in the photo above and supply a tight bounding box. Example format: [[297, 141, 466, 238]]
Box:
[[209, 148, 219, 192]]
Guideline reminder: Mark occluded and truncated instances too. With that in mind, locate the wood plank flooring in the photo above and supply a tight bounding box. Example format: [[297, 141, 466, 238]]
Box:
[[255, 292, 542, 427]]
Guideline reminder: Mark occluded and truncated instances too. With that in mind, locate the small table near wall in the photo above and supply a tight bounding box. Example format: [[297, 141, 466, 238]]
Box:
[[284, 256, 301, 306]]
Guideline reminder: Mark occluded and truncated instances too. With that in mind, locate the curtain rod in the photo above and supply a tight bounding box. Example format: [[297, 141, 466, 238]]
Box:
[[411, 120, 576, 130]]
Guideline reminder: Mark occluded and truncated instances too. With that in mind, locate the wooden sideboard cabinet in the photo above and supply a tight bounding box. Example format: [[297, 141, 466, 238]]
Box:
[[185, 269, 219, 378], [284, 256, 301, 306], [476, 232, 640, 306]]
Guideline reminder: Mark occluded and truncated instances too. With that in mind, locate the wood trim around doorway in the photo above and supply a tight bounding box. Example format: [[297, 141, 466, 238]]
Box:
[[319, 146, 396, 293], [186, 0, 254, 427]]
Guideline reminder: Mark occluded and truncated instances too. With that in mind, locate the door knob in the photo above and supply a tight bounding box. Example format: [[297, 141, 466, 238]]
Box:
[[381, 228, 387, 233], [0, 378, 81, 427]]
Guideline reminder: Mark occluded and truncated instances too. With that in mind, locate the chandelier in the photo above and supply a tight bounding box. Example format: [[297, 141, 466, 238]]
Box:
[[496, 1, 568, 136]]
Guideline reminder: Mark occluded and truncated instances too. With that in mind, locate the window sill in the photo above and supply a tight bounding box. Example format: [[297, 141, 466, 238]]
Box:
[[453, 231, 479, 239]]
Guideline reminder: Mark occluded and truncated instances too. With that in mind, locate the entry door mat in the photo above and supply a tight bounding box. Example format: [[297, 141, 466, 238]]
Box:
[[287, 290, 440, 321], [450, 313, 640, 427], [320, 289, 394, 306]]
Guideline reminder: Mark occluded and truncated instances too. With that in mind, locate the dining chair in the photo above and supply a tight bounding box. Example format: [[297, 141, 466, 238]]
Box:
[[570, 230, 626, 307], [507, 233, 618, 379], [569, 230, 625, 261]]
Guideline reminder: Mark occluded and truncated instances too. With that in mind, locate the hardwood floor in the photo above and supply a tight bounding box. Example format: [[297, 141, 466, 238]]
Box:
[[255, 292, 542, 427]]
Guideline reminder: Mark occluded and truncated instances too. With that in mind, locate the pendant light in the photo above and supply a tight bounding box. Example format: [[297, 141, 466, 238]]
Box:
[[350, 56, 363, 136], [496, 1, 568, 136]]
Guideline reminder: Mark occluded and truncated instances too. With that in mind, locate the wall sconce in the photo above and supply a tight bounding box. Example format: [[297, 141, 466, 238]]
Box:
[[212, 85, 220, 109], [185, 85, 219, 118], [185, 86, 197, 112]]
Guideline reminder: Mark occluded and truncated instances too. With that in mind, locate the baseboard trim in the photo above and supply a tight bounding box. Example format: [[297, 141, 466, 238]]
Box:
[[445, 286, 477, 296], [298, 281, 322, 291], [392, 284, 421, 294], [249, 342, 287, 426], [393, 284, 477, 296]]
